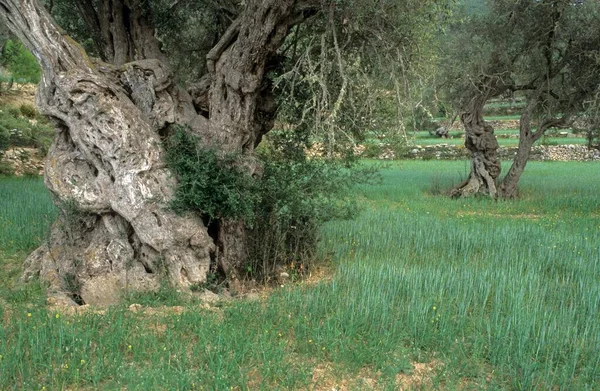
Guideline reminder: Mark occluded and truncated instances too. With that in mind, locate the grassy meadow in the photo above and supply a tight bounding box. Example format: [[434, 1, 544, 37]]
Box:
[[0, 160, 599, 390], [0, 177, 56, 252]]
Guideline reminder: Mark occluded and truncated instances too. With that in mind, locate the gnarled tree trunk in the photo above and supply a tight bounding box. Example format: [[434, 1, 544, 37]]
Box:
[[499, 103, 566, 199], [0, 0, 317, 305], [451, 94, 501, 199], [498, 108, 536, 199], [203, 0, 308, 278]]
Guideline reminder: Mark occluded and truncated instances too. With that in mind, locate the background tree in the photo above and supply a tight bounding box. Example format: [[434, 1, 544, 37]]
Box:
[[441, 0, 600, 199], [274, 0, 450, 156], [575, 88, 600, 151], [0, 39, 41, 83], [1, 19, 42, 91], [497, 0, 600, 198]]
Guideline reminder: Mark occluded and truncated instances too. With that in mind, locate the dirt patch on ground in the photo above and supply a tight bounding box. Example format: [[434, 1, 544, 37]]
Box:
[[46, 301, 225, 318], [395, 360, 443, 390], [457, 211, 541, 220], [311, 362, 374, 390], [127, 303, 185, 315], [309, 360, 443, 391]]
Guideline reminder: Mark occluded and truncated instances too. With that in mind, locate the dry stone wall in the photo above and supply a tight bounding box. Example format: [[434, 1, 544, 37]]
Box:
[[3, 144, 598, 177], [379, 143, 599, 162], [536, 144, 600, 161], [0, 147, 45, 175]]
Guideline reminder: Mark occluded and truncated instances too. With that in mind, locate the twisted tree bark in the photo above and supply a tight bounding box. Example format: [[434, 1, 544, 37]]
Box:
[[0, 0, 318, 304], [450, 94, 501, 199]]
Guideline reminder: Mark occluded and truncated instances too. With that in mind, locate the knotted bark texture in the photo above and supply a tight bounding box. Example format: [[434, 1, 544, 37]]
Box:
[[451, 95, 501, 199], [11, 29, 214, 304], [1, 0, 316, 305]]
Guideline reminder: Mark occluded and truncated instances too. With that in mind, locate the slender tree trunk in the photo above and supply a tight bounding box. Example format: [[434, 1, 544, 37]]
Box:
[[498, 111, 536, 199], [1, 0, 317, 304], [450, 94, 501, 199], [499, 103, 566, 199]]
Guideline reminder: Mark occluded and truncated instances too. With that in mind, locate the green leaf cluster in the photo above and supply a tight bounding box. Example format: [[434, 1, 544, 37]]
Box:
[[165, 126, 378, 279], [165, 128, 257, 223], [247, 149, 364, 278], [0, 40, 41, 84]]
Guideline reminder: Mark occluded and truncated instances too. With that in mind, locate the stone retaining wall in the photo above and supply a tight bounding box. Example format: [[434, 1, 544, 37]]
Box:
[[446, 119, 520, 131], [0, 147, 45, 175], [393, 144, 599, 161], [2, 144, 598, 177]]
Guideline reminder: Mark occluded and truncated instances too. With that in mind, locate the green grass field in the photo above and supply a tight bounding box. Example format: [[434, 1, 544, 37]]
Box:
[[0, 177, 56, 252], [1, 161, 599, 390]]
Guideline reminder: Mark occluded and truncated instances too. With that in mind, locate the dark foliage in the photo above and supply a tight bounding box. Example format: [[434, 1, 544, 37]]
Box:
[[165, 125, 378, 280]]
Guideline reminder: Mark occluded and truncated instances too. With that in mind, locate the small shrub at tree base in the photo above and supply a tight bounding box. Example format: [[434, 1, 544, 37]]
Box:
[[164, 127, 257, 223], [19, 104, 36, 118], [249, 130, 379, 281], [165, 125, 378, 280]]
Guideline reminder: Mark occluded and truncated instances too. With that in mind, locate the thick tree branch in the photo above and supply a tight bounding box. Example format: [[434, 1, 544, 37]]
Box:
[[72, 0, 103, 54], [206, 18, 240, 74], [0, 0, 91, 76]]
